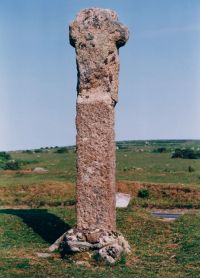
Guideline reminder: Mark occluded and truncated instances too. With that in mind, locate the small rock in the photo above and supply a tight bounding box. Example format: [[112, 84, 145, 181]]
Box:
[[118, 235, 131, 253], [77, 232, 86, 241], [67, 229, 74, 235], [67, 240, 93, 252], [99, 243, 123, 264], [85, 231, 101, 244], [50, 228, 130, 263], [36, 252, 51, 258], [116, 193, 131, 208], [33, 167, 48, 173]]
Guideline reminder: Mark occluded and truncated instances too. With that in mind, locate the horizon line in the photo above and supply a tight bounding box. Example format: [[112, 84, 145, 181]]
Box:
[[3, 138, 200, 152]]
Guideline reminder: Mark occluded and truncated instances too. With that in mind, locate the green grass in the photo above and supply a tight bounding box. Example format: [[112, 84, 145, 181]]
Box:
[[0, 140, 200, 276], [116, 151, 200, 184], [174, 214, 200, 272], [0, 141, 200, 208], [0, 207, 199, 277], [1, 140, 200, 188]]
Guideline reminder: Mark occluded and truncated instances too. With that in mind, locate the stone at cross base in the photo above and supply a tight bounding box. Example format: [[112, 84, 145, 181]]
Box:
[[49, 8, 130, 264]]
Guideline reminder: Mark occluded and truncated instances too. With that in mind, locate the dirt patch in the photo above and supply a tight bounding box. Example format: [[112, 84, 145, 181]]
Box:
[[18, 169, 33, 174]]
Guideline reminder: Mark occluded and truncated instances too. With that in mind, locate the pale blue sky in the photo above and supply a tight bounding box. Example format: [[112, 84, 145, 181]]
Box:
[[0, 0, 200, 151]]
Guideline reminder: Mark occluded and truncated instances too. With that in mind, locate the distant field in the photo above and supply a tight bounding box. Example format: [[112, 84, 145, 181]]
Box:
[[2, 139, 200, 185], [0, 140, 200, 208], [0, 140, 200, 277]]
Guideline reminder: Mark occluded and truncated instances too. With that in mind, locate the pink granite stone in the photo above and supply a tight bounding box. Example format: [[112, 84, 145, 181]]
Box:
[[70, 8, 129, 231]]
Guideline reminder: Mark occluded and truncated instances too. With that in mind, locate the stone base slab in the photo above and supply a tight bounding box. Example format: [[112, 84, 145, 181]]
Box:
[[49, 228, 130, 264]]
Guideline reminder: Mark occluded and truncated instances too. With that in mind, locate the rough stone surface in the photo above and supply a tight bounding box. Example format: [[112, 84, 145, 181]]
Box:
[[48, 8, 130, 264], [59, 228, 130, 263], [70, 8, 129, 231], [99, 244, 124, 264]]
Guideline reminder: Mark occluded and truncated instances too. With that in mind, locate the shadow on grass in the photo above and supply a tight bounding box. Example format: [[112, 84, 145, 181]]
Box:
[[0, 209, 71, 244]]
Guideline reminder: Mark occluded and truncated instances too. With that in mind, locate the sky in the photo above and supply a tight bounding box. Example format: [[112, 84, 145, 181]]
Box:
[[0, 0, 200, 151]]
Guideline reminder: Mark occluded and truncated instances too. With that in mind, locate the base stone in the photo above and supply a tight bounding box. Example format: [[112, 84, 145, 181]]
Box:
[[49, 228, 130, 264]]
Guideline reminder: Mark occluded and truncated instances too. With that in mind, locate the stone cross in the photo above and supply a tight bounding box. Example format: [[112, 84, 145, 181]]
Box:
[[70, 8, 129, 232], [50, 8, 130, 263]]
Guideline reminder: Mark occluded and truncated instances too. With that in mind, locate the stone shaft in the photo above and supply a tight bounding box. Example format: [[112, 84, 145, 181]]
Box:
[[70, 8, 128, 231]]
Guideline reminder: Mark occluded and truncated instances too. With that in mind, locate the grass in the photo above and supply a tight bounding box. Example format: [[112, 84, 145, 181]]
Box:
[[0, 207, 199, 277], [0, 140, 200, 277], [116, 151, 200, 184], [1, 140, 200, 188], [0, 140, 200, 208], [0, 180, 199, 208], [0, 181, 76, 207], [117, 181, 200, 209]]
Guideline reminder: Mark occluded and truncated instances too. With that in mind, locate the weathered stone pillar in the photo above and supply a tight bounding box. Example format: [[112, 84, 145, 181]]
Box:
[[50, 8, 130, 263], [70, 8, 128, 231]]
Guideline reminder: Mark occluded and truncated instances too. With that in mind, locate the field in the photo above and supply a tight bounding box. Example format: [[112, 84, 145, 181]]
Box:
[[0, 140, 200, 277]]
